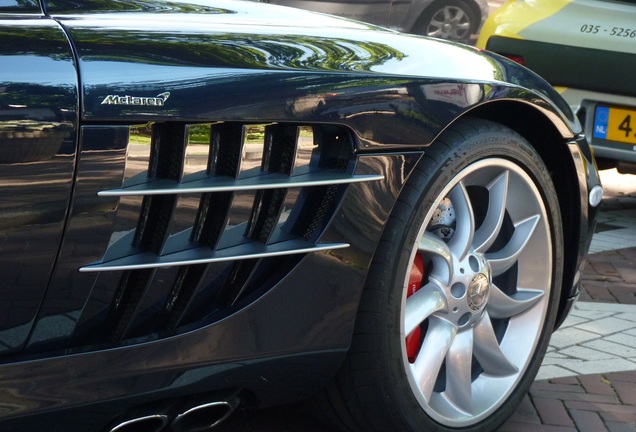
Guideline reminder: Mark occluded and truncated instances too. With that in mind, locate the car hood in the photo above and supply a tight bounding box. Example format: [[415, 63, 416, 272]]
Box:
[[45, 0, 578, 131], [46, 0, 519, 79]]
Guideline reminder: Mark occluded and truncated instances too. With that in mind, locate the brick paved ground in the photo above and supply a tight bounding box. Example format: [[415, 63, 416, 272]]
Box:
[[581, 248, 636, 305], [501, 372, 636, 432]]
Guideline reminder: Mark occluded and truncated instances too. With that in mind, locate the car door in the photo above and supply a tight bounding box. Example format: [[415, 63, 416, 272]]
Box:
[[0, 0, 79, 354]]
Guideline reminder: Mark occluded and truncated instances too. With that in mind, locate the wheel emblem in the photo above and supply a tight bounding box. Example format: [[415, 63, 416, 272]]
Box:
[[467, 273, 489, 311]]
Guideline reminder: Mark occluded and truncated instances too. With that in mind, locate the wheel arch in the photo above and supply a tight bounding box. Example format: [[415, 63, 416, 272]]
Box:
[[457, 101, 583, 329]]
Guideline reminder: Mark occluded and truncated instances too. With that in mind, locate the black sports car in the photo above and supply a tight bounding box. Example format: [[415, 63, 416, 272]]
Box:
[[1, 1, 601, 431]]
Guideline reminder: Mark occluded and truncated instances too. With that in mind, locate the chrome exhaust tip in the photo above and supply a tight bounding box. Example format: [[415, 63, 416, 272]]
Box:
[[109, 414, 168, 432], [171, 396, 240, 432]]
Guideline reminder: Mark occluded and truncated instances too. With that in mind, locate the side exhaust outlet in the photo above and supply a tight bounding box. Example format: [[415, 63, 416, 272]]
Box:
[[171, 396, 240, 431], [109, 414, 168, 432]]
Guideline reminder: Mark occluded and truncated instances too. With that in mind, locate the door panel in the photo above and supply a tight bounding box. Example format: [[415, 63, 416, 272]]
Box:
[[0, 17, 78, 354]]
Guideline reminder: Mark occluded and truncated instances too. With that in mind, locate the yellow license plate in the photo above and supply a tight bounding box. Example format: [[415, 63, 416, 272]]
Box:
[[594, 106, 636, 145]]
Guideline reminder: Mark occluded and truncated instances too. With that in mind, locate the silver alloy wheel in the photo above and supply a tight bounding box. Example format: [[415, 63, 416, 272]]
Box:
[[401, 158, 552, 427], [426, 5, 472, 40]]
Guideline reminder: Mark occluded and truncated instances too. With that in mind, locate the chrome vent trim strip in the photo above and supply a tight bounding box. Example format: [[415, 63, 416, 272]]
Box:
[[98, 171, 384, 197], [80, 239, 349, 272]]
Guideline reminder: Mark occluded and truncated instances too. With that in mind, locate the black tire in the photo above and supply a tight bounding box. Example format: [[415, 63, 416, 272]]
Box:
[[414, 0, 477, 42], [319, 118, 564, 431]]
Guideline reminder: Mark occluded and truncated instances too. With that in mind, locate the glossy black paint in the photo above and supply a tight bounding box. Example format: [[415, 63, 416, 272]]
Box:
[[0, 17, 78, 354], [0, 0, 600, 429], [46, 0, 578, 134]]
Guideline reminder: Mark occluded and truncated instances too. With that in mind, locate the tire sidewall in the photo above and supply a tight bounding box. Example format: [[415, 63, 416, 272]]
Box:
[[369, 121, 563, 431]]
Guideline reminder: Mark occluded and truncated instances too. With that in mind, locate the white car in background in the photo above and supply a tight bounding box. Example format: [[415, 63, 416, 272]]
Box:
[[477, 0, 636, 173]]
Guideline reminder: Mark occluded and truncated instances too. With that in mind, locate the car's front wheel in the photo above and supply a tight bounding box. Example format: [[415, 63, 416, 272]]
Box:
[[320, 118, 563, 431]]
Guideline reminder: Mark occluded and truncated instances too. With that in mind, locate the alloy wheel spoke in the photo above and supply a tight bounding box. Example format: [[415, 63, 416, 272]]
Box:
[[431, 17, 444, 27], [412, 318, 456, 401], [404, 284, 446, 335], [419, 232, 452, 284], [445, 329, 474, 414], [474, 171, 509, 254], [454, 14, 469, 28], [447, 181, 475, 262], [450, 25, 469, 38], [473, 311, 518, 376], [486, 215, 540, 276], [428, 27, 443, 37], [445, 7, 456, 22], [488, 284, 545, 319]]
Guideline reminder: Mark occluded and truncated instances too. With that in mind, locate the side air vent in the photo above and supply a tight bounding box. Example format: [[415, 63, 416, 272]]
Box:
[[73, 121, 381, 344]]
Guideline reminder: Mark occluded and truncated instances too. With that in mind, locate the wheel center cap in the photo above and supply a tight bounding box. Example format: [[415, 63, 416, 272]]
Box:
[[467, 273, 489, 311]]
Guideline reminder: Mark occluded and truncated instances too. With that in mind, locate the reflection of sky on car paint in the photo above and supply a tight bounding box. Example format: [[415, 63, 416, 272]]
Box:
[[81, 62, 227, 87], [1, 56, 76, 86], [66, 7, 373, 32], [379, 45, 502, 81]]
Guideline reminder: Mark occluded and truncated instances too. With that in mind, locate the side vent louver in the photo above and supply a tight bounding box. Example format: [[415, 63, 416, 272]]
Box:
[[76, 121, 382, 344]]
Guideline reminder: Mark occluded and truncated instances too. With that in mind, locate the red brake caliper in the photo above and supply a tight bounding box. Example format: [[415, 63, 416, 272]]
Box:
[[405, 253, 424, 363]]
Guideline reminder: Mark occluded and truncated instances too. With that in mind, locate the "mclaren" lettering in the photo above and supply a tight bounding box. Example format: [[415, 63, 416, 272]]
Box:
[[101, 92, 171, 106]]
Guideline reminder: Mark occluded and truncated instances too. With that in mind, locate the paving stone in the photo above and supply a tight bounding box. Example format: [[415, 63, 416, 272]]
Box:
[[616, 312, 636, 322], [612, 380, 636, 406], [559, 345, 618, 361], [549, 376, 582, 385], [532, 398, 574, 427], [605, 371, 636, 382], [576, 303, 636, 313], [576, 317, 636, 336], [559, 314, 590, 328], [606, 421, 636, 432], [613, 290, 636, 304], [550, 328, 602, 349], [583, 339, 636, 358], [507, 395, 542, 425], [530, 390, 619, 405], [600, 410, 636, 424], [542, 353, 576, 366], [616, 266, 636, 284], [570, 409, 609, 432], [565, 400, 636, 418], [564, 359, 636, 376], [570, 306, 615, 318], [498, 422, 577, 432], [580, 285, 615, 302], [537, 365, 581, 381], [588, 260, 621, 278], [607, 332, 636, 348], [530, 381, 584, 393], [577, 375, 617, 397]]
